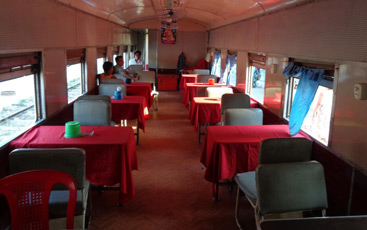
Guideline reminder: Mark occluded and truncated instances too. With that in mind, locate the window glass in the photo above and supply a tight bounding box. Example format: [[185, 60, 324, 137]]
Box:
[[223, 54, 237, 85], [123, 52, 128, 69], [97, 58, 104, 74], [66, 63, 82, 103], [113, 55, 117, 66], [301, 86, 333, 145], [211, 51, 221, 77], [284, 76, 333, 145], [0, 75, 36, 146], [249, 67, 266, 103]]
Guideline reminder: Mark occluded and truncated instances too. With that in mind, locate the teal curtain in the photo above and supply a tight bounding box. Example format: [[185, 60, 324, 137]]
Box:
[[283, 62, 324, 135]]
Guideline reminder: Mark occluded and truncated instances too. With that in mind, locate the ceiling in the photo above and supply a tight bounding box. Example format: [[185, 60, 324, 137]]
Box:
[[57, 0, 310, 31]]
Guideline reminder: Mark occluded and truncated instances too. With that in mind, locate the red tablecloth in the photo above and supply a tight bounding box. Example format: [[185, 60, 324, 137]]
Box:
[[189, 97, 259, 131], [182, 83, 227, 108], [126, 82, 153, 109], [111, 96, 148, 132], [200, 125, 310, 183], [10, 126, 137, 204], [179, 74, 198, 93]]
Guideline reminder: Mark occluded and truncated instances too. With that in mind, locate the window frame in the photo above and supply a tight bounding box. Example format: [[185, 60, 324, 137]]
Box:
[[0, 52, 44, 147], [283, 60, 335, 145], [246, 53, 267, 103], [66, 49, 86, 103]]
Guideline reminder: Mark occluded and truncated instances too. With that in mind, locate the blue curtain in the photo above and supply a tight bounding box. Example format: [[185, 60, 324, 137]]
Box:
[[221, 54, 237, 85], [283, 62, 324, 135], [211, 51, 221, 77]]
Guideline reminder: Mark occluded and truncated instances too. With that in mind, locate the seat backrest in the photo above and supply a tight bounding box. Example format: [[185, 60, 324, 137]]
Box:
[[99, 84, 126, 97], [100, 78, 124, 84], [193, 69, 210, 75], [137, 71, 156, 84], [206, 87, 233, 98], [221, 93, 251, 114], [129, 64, 144, 73], [256, 161, 328, 217], [259, 138, 312, 164], [197, 75, 218, 83], [74, 100, 111, 126], [77, 95, 111, 103], [260, 215, 367, 230], [223, 108, 263, 126], [0, 169, 76, 230], [9, 148, 86, 190]]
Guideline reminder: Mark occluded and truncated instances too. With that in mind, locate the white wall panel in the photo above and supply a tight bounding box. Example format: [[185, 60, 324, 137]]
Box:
[[210, 0, 367, 63], [332, 62, 367, 173], [0, 0, 76, 50], [258, 0, 367, 62], [236, 51, 248, 87], [224, 19, 258, 51], [110, 25, 126, 45], [158, 31, 207, 69], [208, 27, 225, 48], [148, 30, 157, 68], [76, 11, 111, 47], [86, 48, 97, 91], [42, 49, 68, 116], [0, 0, 129, 116], [182, 32, 208, 67]]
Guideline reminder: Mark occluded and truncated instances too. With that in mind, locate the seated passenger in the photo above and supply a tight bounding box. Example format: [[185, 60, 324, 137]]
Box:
[[128, 50, 144, 66], [100, 61, 117, 80], [115, 56, 139, 84]]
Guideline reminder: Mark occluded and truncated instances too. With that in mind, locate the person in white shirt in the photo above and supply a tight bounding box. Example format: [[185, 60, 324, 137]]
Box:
[[129, 51, 144, 66], [114, 56, 139, 84]]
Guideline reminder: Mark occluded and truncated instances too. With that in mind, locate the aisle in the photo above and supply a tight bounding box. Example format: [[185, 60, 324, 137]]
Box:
[[90, 91, 255, 230]]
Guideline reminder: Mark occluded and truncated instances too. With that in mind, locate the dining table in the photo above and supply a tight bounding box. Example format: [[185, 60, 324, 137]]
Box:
[[182, 83, 227, 108], [200, 124, 310, 200], [126, 82, 153, 109], [111, 96, 148, 131], [189, 97, 260, 131], [189, 97, 259, 143], [9, 125, 137, 205], [179, 74, 198, 93]]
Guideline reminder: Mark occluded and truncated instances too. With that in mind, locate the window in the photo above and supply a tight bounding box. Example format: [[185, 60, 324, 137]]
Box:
[[0, 52, 43, 146], [284, 62, 334, 145], [211, 51, 221, 77], [247, 53, 266, 104], [112, 46, 120, 66], [66, 49, 86, 103], [96, 47, 107, 74], [123, 46, 128, 69], [222, 53, 237, 86]]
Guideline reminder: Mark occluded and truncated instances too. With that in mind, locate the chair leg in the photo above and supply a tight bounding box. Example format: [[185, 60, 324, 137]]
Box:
[[235, 186, 244, 230]]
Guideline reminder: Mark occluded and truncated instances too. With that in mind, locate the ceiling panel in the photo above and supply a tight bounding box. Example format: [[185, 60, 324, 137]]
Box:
[[56, 0, 312, 30], [112, 6, 156, 24]]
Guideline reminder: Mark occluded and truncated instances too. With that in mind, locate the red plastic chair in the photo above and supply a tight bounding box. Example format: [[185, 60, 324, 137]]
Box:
[[0, 170, 77, 230]]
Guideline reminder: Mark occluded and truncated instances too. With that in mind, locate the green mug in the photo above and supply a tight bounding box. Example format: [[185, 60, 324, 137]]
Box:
[[64, 121, 81, 138]]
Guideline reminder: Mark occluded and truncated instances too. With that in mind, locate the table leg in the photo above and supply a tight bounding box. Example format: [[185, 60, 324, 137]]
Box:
[[198, 123, 202, 144], [213, 182, 219, 201], [136, 120, 139, 145]]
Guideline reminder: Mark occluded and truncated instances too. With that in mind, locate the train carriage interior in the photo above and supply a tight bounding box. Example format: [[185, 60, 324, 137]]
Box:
[[1, 0, 367, 229]]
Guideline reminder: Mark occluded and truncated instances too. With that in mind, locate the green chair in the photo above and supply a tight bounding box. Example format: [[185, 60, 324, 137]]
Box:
[[234, 138, 313, 229]]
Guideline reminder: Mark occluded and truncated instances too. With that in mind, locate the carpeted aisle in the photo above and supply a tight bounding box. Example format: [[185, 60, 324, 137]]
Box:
[[90, 91, 255, 230]]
